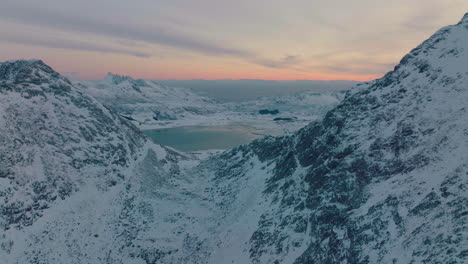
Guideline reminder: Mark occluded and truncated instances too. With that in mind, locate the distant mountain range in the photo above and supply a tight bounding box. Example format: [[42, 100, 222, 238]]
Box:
[[0, 13, 467, 264], [75, 73, 345, 133]]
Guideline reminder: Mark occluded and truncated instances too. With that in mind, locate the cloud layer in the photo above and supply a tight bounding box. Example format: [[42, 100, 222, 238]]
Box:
[[0, 2, 252, 57]]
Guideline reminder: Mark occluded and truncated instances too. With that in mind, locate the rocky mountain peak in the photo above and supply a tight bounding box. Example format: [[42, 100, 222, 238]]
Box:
[[104, 72, 134, 84], [0, 59, 67, 85]]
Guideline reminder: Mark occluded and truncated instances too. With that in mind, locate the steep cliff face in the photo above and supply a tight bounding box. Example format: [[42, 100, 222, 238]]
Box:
[[197, 13, 468, 263]]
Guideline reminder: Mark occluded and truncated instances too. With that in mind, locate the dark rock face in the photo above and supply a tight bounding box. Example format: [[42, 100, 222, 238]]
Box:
[[0, 60, 62, 85], [258, 109, 280, 115]]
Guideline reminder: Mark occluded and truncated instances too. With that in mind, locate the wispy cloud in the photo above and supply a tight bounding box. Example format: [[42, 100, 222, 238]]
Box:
[[3, 0, 461, 79], [318, 62, 396, 75], [253, 55, 302, 69], [0, 2, 252, 58], [0, 2, 310, 71], [0, 32, 151, 58]]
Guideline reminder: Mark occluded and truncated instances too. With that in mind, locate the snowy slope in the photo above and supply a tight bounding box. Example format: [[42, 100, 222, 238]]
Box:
[[224, 91, 344, 133]]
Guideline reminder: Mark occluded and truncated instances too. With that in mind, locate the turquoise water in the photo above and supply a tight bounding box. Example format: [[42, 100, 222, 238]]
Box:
[[143, 125, 266, 151]]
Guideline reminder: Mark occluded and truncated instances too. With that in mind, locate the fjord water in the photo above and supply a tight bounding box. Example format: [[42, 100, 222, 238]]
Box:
[[143, 125, 268, 151]]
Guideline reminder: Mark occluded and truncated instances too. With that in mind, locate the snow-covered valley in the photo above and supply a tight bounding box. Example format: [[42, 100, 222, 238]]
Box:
[[0, 12, 467, 264]]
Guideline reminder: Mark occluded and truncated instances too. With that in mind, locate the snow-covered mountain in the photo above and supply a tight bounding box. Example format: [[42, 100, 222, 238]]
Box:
[[77, 74, 344, 134], [76, 73, 220, 124], [195, 13, 468, 263], [0, 13, 467, 264], [0, 60, 191, 263]]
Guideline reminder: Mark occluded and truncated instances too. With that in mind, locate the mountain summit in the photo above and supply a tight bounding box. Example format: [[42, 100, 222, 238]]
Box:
[[0, 59, 64, 85], [0, 13, 467, 264]]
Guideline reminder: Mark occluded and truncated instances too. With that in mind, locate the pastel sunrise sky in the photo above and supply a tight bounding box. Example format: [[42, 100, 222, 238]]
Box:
[[1, 0, 467, 81]]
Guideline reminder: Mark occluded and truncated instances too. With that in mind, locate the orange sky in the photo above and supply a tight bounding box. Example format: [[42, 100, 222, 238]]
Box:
[[1, 1, 467, 81]]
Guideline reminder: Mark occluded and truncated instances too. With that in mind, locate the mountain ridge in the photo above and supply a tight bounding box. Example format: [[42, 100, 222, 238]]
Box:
[[196, 12, 468, 263]]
